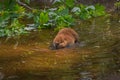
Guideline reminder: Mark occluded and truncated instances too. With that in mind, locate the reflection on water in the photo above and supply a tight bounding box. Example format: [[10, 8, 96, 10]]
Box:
[[0, 14, 120, 80]]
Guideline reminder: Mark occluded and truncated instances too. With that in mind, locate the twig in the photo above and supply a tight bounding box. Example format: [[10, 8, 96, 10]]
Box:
[[16, 0, 33, 10]]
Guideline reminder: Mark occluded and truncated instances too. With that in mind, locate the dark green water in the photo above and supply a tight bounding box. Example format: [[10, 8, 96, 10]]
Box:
[[0, 14, 120, 80]]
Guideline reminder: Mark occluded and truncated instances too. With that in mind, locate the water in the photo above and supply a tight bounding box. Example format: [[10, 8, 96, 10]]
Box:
[[0, 14, 120, 80]]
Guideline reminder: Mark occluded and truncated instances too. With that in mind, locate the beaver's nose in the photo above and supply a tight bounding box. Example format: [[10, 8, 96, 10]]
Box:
[[55, 43, 59, 49], [50, 43, 59, 50]]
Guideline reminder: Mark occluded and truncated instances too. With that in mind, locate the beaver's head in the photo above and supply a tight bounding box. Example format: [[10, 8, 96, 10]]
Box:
[[50, 42, 63, 50], [50, 40, 71, 50]]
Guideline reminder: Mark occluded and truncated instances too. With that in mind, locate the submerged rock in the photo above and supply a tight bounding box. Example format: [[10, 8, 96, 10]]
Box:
[[0, 72, 4, 80]]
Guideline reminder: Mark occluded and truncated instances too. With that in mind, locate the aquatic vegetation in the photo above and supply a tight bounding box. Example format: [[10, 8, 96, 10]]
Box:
[[0, 0, 106, 37]]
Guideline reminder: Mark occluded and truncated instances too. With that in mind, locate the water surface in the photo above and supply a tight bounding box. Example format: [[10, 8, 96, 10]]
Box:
[[0, 14, 120, 80]]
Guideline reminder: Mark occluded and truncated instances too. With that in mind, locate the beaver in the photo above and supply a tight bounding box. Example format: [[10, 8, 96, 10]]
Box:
[[50, 28, 79, 49]]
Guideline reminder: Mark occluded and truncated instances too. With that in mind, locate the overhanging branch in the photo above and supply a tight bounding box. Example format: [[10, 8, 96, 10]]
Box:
[[16, 0, 33, 10]]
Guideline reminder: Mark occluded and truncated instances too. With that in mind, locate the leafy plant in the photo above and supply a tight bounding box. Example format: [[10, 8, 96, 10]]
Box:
[[57, 5, 69, 15], [48, 6, 74, 29], [53, 0, 75, 8], [39, 11, 49, 25], [114, 1, 120, 11], [34, 10, 50, 29], [65, 0, 75, 8], [93, 4, 106, 17], [55, 14, 74, 27], [0, 0, 106, 37], [72, 4, 106, 20], [114, 1, 120, 7], [0, 19, 26, 37]]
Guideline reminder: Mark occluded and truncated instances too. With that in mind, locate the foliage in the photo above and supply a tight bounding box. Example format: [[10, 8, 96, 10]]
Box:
[[33, 10, 50, 29], [25, 0, 30, 4], [114, 1, 120, 7], [65, 0, 75, 8], [0, 0, 106, 37], [53, 0, 75, 8], [0, 19, 26, 37], [114, 1, 120, 11], [0, 1, 26, 37], [48, 5, 75, 29], [72, 4, 106, 20]]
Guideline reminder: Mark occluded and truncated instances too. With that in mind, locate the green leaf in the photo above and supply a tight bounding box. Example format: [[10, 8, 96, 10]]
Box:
[[93, 4, 106, 17], [57, 5, 69, 15], [65, 0, 74, 8], [39, 11, 49, 25], [25, 0, 30, 4], [79, 12, 91, 20]]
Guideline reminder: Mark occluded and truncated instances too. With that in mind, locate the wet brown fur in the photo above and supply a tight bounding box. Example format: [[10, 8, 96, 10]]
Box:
[[52, 28, 79, 49]]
